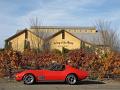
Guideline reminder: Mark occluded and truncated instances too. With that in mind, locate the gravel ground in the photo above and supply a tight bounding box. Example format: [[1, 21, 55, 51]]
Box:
[[0, 79, 120, 90]]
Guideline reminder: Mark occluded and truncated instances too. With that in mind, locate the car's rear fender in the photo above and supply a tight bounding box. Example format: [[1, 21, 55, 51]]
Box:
[[77, 70, 88, 80]]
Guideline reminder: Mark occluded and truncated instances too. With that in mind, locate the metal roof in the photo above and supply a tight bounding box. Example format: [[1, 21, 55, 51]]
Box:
[[30, 26, 96, 30], [11, 26, 102, 45], [30, 27, 102, 45], [71, 32, 103, 45]]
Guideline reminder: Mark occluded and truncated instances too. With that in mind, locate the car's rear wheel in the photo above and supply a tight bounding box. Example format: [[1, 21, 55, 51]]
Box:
[[23, 74, 35, 85], [66, 74, 77, 85]]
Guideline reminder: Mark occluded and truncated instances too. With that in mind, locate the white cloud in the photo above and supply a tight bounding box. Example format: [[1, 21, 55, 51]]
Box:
[[0, 0, 120, 48], [18, 0, 107, 26]]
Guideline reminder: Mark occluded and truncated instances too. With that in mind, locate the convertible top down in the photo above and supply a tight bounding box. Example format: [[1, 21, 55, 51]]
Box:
[[15, 64, 88, 85]]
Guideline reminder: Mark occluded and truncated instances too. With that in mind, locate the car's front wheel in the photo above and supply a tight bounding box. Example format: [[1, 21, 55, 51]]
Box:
[[66, 74, 77, 85], [23, 74, 35, 85]]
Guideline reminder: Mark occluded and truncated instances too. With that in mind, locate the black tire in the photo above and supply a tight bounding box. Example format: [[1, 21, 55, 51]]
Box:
[[23, 74, 35, 85], [66, 74, 77, 85]]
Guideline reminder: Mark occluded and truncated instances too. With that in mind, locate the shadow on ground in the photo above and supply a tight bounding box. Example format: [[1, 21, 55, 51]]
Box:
[[77, 80, 105, 85], [34, 80, 105, 85]]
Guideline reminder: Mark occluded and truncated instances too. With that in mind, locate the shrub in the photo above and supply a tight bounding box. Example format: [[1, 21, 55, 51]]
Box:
[[0, 48, 119, 80]]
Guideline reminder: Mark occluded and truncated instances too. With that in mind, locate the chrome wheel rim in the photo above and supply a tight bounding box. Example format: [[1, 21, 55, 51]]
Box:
[[67, 75, 76, 84], [24, 75, 34, 84]]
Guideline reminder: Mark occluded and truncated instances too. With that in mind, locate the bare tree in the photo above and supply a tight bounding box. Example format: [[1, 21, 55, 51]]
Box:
[[95, 20, 120, 52], [29, 17, 50, 52]]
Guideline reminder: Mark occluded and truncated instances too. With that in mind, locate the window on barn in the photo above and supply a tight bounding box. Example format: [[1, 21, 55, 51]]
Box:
[[24, 39, 30, 49], [62, 30, 65, 39], [81, 41, 85, 48]]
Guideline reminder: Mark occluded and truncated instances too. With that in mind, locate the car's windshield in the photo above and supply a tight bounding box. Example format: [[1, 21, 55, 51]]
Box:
[[23, 64, 65, 71]]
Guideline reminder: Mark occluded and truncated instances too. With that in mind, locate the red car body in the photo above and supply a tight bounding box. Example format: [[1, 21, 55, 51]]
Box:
[[15, 65, 88, 84]]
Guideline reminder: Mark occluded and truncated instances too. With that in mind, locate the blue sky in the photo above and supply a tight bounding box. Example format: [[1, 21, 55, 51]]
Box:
[[0, 0, 120, 48]]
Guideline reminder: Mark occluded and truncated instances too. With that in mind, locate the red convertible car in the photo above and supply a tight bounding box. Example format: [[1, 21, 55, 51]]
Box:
[[15, 64, 88, 85]]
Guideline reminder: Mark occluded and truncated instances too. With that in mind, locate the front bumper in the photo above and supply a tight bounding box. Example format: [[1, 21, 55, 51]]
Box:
[[15, 74, 23, 81]]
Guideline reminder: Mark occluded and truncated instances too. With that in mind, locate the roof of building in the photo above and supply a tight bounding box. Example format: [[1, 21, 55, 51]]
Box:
[[5, 26, 103, 45], [72, 32, 103, 45], [5, 29, 28, 41], [30, 26, 96, 30], [5, 28, 43, 41], [46, 30, 95, 45], [31, 31, 103, 45]]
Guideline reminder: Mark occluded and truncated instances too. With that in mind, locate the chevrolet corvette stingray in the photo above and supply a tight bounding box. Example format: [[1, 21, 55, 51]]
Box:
[[15, 64, 88, 85]]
